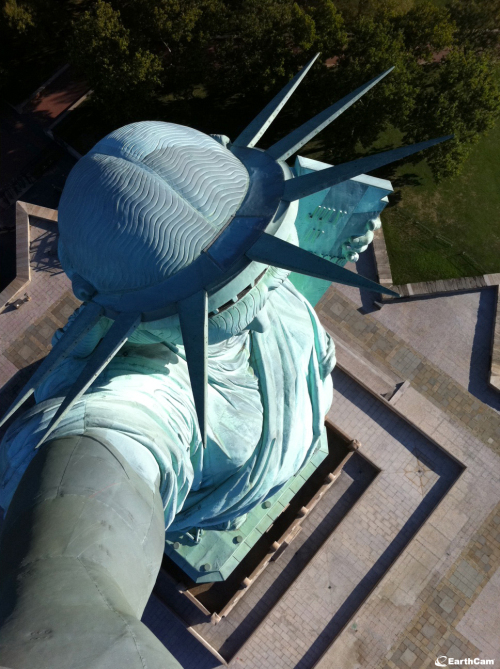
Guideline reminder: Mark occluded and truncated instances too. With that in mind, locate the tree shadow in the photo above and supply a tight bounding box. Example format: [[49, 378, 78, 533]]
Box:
[[391, 172, 423, 189], [21, 107, 56, 129], [382, 172, 424, 208], [20, 153, 75, 211]]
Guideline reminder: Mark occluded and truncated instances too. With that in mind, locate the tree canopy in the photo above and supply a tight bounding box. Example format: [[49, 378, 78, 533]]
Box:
[[1, 0, 500, 179], [311, 0, 500, 177], [69, 1, 163, 122]]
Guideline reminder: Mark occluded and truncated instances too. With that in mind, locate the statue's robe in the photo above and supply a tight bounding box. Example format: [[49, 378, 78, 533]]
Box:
[[0, 281, 334, 531]]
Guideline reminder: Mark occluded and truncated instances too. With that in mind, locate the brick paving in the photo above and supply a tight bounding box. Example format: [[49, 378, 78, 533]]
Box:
[[376, 289, 497, 408], [377, 503, 500, 669], [336, 249, 500, 413], [456, 551, 500, 659], [0, 217, 74, 359], [314, 290, 500, 669], [319, 288, 500, 455], [3, 292, 78, 370]]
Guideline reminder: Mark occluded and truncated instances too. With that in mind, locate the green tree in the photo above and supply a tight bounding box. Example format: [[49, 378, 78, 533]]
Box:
[[306, 9, 421, 164], [297, 0, 347, 55], [395, 0, 456, 62], [110, 0, 223, 93], [69, 0, 163, 123], [0, 0, 76, 99], [202, 0, 345, 99], [446, 0, 500, 54], [2, 0, 81, 49], [3, 0, 499, 182], [334, 0, 413, 25], [302, 0, 499, 180], [407, 49, 500, 178], [3, 0, 35, 34]]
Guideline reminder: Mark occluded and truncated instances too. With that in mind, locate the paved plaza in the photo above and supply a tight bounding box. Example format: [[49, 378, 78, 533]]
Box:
[[1, 218, 500, 668], [337, 249, 500, 414], [0, 216, 79, 427]]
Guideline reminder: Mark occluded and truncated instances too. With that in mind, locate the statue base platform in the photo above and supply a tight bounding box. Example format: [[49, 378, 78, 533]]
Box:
[[164, 437, 329, 583]]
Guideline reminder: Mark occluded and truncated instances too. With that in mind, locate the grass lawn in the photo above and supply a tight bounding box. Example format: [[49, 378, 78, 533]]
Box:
[[378, 120, 500, 285]]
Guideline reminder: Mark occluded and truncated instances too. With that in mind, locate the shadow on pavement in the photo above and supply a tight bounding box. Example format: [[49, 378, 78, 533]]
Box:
[[468, 287, 500, 413]]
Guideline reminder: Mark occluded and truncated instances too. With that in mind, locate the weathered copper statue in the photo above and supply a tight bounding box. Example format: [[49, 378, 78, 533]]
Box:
[[0, 58, 447, 667]]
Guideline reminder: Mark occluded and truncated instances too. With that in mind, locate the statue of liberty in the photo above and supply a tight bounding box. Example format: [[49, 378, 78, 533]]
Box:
[[0, 56, 447, 668]]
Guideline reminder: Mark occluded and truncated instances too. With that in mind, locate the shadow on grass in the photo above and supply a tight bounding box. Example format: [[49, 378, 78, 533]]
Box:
[[371, 166, 424, 209]]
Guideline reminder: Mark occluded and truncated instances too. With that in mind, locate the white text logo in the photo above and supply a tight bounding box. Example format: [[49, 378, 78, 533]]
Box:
[[435, 657, 494, 666]]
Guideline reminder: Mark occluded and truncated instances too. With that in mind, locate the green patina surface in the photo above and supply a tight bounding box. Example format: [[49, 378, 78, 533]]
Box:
[[164, 436, 329, 583], [1, 76, 401, 587]]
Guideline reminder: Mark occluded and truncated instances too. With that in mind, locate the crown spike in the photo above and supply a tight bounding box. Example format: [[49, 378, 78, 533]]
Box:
[[246, 233, 399, 297], [266, 68, 394, 161], [232, 53, 320, 149], [0, 302, 104, 429], [34, 312, 140, 449], [282, 136, 453, 202], [178, 290, 208, 447]]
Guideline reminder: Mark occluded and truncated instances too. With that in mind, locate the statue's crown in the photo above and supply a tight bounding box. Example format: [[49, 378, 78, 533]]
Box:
[[58, 122, 250, 299]]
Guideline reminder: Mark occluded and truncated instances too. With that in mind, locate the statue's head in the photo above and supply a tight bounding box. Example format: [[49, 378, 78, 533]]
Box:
[[58, 121, 298, 344]]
